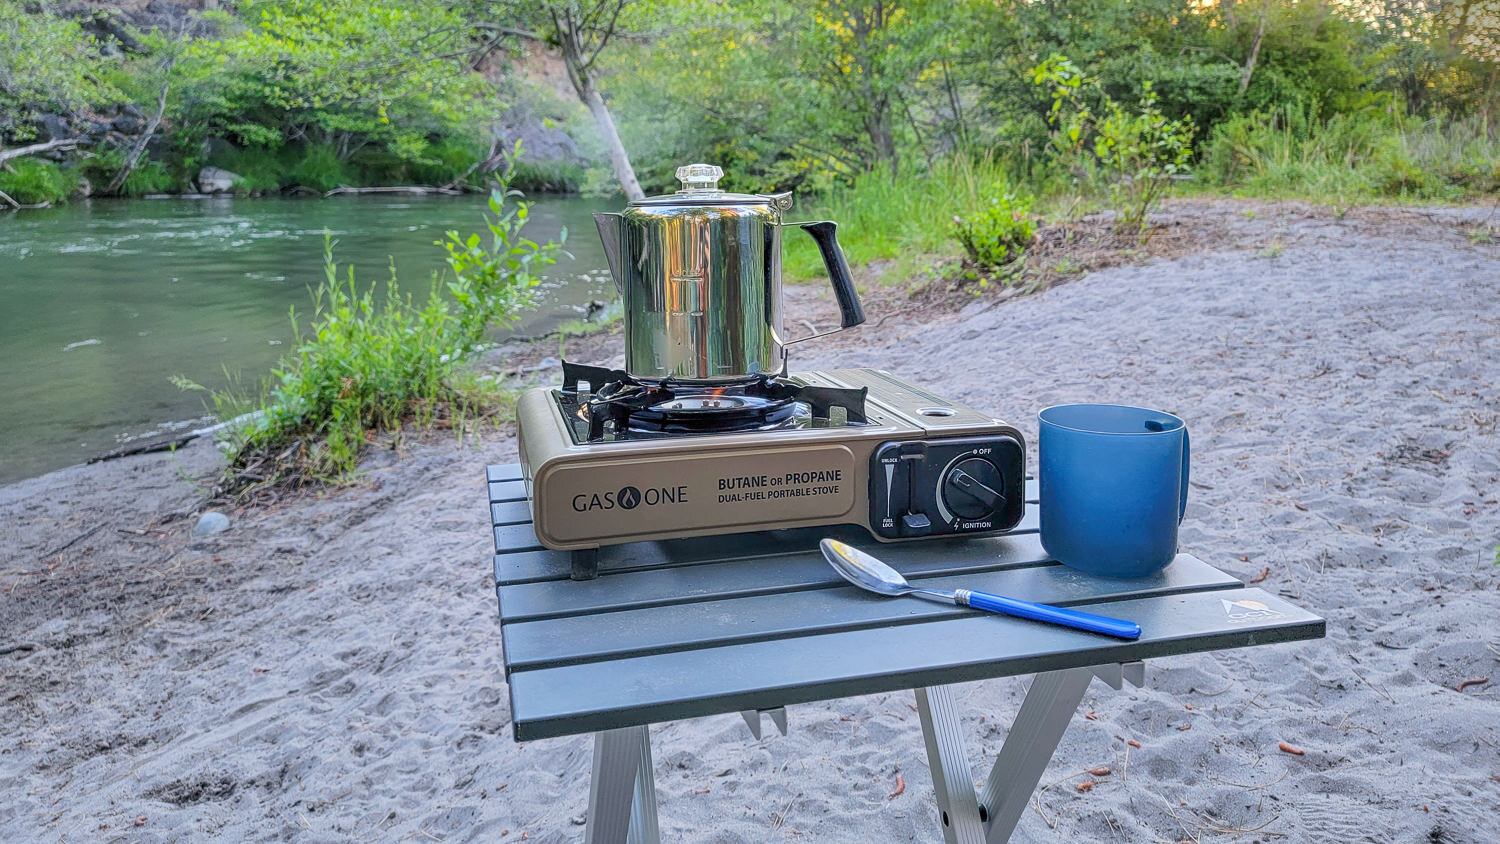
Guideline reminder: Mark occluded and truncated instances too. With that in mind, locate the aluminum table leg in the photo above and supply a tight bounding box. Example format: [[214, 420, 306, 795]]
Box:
[[978, 667, 1096, 843], [915, 686, 986, 844], [586, 726, 660, 844]]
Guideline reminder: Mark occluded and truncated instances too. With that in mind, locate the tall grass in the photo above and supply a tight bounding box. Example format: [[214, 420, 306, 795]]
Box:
[[783, 156, 1019, 281], [1201, 103, 1500, 201], [0, 157, 75, 204]]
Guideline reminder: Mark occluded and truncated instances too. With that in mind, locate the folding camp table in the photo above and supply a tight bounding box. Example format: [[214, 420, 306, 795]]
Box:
[[486, 463, 1325, 843]]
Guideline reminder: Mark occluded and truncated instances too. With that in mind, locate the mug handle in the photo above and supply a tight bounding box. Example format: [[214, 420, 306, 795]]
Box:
[[1178, 428, 1191, 524]]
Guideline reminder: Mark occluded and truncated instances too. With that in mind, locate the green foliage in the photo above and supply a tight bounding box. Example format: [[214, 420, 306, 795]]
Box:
[[509, 160, 586, 194], [0, 157, 75, 204], [177, 0, 485, 164], [287, 145, 354, 192], [782, 155, 1018, 281], [1093, 85, 1195, 233], [1034, 56, 1196, 234], [0, 1, 119, 138], [1200, 103, 1500, 201], [202, 157, 562, 481], [952, 189, 1038, 273], [77, 148, 184, 197]]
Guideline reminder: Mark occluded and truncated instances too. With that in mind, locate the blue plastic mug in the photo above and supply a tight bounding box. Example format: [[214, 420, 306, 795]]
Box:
[[1038, 404, 1190, 578]]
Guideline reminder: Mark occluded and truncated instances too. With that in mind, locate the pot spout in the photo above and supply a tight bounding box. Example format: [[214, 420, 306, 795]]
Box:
[[593, 212, 625, 294]]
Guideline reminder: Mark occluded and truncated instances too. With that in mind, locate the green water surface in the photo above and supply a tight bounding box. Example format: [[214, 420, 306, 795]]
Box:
[[0, 194, 611, 484]]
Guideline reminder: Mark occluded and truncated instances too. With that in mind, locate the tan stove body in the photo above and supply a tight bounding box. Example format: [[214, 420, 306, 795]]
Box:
[[517, 369, 1025, 552]]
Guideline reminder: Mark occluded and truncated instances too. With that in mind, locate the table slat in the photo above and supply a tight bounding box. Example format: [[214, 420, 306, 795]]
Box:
[[487, 463, 523, 483], [506, 586, 1323, 740], [489, 480, 527, 503], [490, 479, 1041, 585], [499, 532, 1059, 622], [491, 500, 532, 527], [502, 553, 1239, 672]]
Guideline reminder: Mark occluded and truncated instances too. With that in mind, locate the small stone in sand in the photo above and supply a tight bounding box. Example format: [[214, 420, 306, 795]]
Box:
[[194, 512, 230, 536]]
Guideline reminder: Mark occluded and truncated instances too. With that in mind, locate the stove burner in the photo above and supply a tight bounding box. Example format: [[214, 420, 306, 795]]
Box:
[[657, 395, 758, 411], [559, 361, 867, 443]]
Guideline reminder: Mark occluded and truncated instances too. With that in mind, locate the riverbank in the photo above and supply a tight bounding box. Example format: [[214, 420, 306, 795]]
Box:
[[3, 199, 1498, 842], [0, 192, 609, 485]]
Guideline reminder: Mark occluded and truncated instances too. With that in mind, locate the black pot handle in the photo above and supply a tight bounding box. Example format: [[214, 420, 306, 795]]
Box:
[[799, 221, 865, 329]]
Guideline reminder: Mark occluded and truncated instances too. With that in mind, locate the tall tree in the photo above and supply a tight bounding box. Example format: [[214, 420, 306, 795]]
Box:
[[477, 1, 644, 200]]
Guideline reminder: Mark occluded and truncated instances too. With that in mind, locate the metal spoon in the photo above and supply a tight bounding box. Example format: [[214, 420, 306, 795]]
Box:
[[819, 538, 1141, 640]]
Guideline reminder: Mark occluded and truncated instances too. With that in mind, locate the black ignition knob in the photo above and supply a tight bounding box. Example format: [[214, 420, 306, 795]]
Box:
[[943, 458, 1006, 520]]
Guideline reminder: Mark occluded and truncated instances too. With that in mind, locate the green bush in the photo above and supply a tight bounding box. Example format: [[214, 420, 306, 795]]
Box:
[[0, 157, 75, 204], [509, 159, 585, 193], [404, 137, 486, 186], [188, 153, 563, 483], [287, 144, 353, 192], [952, 188, 1038, 272], [1034, 56, 1195, 235], [208, 145, 286, 194], [121, 159, 179, 196]]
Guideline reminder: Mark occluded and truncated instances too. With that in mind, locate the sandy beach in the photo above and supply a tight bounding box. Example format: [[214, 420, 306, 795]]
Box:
[[3, 199, 1498, 842]]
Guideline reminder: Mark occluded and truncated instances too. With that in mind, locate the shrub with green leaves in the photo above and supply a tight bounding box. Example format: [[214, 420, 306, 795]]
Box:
[[1093, 84, 1195, 234], [1034, 55, 1194, 236], [952, 189, 1038, 273], [189, 150, 562, 486]]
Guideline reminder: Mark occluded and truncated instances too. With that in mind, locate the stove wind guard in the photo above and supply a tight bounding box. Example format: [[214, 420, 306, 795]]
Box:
[[558, 360, 868, 443]]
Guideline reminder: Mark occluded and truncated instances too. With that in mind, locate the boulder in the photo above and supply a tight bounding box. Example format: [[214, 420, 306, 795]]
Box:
[[197, 166, 240, 194], [34, 113, 71, 142], [491, 105, 589, 168], [111, 114, 143, 134]]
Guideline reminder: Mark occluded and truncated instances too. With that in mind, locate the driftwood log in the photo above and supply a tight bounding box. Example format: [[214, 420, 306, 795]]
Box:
[[322, 185, 463, 197], [0, 137, 84, 167]]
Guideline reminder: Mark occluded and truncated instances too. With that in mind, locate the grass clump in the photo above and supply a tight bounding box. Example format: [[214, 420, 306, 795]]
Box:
[[952, 187, 1038, 283], [183, 153, 562, 497], [287, 144, 355, 193], [0, 157, 75, 205]]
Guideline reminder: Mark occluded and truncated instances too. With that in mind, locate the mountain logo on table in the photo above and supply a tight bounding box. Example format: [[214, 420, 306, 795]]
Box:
[[1220, 598, 1284, 623]]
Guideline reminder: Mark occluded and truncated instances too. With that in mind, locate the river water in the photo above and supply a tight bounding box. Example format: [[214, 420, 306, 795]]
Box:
[[0, 194, 611, 485]]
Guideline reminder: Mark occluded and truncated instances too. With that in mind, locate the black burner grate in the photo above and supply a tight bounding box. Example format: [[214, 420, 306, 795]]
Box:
[[558, 361, 868, 443]]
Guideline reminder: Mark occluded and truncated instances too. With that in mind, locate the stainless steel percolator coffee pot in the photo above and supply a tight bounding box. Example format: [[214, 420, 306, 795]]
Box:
[[593, 163, 864, 383]]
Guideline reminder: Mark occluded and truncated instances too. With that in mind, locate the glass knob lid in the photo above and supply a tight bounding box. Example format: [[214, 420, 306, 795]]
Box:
[[675, 163, 723, 193]]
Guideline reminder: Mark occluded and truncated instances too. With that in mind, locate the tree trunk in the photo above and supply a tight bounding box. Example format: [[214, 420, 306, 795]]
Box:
[[580, 80, 643, 201], [106, 72, 171, 196], [1237, 2, 1270, 97], [554, 10, 643, 201]]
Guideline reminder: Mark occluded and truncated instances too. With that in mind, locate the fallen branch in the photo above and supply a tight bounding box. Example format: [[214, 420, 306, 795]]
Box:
[[0, 187, 51, 210], [37, 524, 106, 560], [0, 137, 84, 166], [322, 185, 462, 197], [87, 432, 200, 464]]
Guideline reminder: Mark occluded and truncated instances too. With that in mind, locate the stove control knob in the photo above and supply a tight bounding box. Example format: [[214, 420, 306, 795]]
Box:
[[942, 458, 1006, 520]]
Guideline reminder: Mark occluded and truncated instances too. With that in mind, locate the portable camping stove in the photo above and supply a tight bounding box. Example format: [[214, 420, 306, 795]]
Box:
[[517, 362, 1026, 578]]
